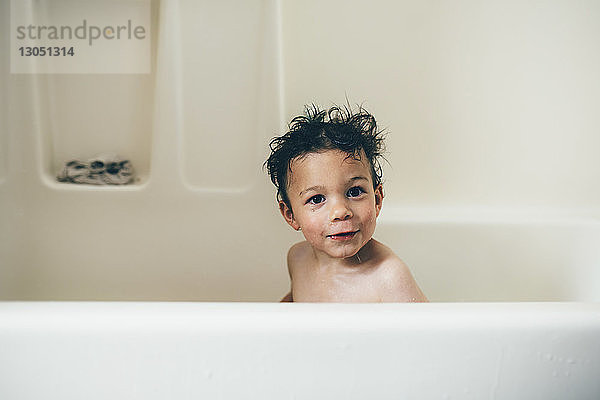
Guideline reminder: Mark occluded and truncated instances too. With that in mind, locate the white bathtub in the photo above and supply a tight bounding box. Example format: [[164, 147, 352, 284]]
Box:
[[0, 302, 599, 400], [2, 215, 598, 399]]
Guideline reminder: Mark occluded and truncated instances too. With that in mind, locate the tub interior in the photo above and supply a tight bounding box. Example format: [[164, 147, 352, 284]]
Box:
[[1, 0, 599, 301]]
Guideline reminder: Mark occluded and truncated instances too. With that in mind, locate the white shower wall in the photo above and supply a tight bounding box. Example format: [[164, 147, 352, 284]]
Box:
[[0, 0, 286, 301], [282, 0, 600, 210], [1, 0, 599, 301]]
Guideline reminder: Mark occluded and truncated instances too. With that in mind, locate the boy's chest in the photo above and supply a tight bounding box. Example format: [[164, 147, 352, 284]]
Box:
[[291, 268, 386, 302]]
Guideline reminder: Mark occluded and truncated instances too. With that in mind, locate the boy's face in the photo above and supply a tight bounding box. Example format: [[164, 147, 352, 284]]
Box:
[[279, 149, 383, 260]]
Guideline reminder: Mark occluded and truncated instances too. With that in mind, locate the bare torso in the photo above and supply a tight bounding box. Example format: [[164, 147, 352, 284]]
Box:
[[286, 239, 428, 302]]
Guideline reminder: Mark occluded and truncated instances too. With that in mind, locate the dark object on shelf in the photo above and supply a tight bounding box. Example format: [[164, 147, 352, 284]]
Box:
[[57, 153, 135, 185]]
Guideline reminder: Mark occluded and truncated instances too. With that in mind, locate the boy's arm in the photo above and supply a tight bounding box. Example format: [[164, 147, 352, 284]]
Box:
[[279, 243, 303, 302], [392, 259, 428, 302], [280, 291, 293, 302]]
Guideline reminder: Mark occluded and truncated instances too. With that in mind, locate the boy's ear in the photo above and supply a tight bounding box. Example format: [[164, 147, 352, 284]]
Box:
[[374, 184, 384, 217], [279, 201, 301, 231]]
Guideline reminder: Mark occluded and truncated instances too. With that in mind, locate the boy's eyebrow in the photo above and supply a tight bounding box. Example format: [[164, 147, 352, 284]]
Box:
[[299, 177, 369, 197], [299, 185, 326, 197], [349, 176, 369, 183]]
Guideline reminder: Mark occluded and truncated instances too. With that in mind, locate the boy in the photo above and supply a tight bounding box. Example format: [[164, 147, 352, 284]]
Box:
[[265, 104, 428, 303]]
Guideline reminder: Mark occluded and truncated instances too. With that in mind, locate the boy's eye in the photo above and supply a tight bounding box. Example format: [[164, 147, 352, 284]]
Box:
[[307, 194, 325, 205], [347, 186, 365, 198]]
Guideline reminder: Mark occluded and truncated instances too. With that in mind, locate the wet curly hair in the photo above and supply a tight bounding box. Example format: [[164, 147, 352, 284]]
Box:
[[265, 103, 386, 208]]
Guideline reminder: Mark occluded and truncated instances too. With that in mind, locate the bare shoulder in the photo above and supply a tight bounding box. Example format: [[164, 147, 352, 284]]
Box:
[[370, 239, 429, 302], [287, 241, 311, 262], [368, 239, 403, 266], [370, 240, 411, 277], [287, 241, 311, 276]]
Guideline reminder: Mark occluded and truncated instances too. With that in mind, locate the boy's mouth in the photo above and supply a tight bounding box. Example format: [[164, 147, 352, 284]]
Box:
[[327, 230, 358, 241]]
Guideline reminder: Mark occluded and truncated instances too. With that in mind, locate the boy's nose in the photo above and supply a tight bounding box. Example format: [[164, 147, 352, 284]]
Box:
[[330, 200, 353, 221]]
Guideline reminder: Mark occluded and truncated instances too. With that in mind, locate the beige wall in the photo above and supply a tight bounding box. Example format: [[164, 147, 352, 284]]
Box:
[[282, 0, 600, 212], [1, 0, 598, 301]]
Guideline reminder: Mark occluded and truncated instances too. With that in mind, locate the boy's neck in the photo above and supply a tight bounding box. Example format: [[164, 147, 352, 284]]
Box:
[[310, 239, 375, 274]]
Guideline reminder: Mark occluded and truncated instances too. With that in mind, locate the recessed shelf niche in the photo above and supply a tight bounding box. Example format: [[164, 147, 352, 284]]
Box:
[[31, 0, 160, 188], [40, 74, 154, 187]]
